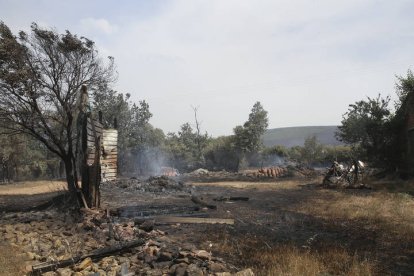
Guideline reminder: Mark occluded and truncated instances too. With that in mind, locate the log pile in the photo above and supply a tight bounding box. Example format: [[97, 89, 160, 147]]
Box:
[[250, 167, 288, 178]]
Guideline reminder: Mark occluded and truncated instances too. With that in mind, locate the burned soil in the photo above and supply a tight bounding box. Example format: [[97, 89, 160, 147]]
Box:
[[1, 176, 413, 275]]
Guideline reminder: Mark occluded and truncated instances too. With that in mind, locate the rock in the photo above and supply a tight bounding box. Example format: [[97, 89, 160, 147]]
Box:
[[144, 245, 159, 257], [26, 251, 37, 260], [91, 263, 100, 272], [235, 268, 255, 276], [74, 257, 92, 271], [147, 240, 161, 247], [119, 262, 129, 276], [24, 265, 33, 273], [96, 269, 107, 275], [144, 254, 156, 264], [179, 251, 191, 258], [174, 257, 190, 264], [158, 251, 173, 261], [139, 220, 154, 232], [169, 263, 188, 276], [215, 273, 232, 276], [186, 264, 204, 276], [151, 261, 172, 269], [208, 262, 226, 273], [194, 250, 211, 260]]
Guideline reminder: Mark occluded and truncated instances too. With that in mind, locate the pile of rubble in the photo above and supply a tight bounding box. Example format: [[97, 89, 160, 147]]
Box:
[[0, 209, 253, 276], [103, 176, 192, 194]]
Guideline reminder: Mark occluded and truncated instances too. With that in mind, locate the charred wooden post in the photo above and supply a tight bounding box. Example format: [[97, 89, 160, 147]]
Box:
[[77, 86, 118, 207], [79, 86, 104, 208], [81, 117, 104, 208]]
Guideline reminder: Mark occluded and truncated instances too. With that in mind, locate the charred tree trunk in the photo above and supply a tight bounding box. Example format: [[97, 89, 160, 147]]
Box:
[[63, 156, 77, 193]]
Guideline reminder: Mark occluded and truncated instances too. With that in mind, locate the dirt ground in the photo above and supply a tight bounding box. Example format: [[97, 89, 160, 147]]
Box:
[[1, 177, 414, 275], [0, 180, 67, 212]]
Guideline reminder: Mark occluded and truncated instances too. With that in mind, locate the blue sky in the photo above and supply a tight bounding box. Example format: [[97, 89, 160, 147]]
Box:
[[1, 0, 414, 136]]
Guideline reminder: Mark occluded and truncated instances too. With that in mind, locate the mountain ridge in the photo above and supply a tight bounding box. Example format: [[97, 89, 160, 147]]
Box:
[[262, 125, 343, 148]]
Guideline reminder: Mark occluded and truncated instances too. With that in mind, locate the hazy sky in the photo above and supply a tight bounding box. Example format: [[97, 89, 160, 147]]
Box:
[[1, 0, 414, 136]]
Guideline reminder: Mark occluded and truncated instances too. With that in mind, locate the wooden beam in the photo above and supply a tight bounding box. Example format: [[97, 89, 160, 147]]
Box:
[[155, 216, 234, 225]]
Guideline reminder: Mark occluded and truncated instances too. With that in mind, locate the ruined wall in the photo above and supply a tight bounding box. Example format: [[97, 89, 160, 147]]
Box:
[[101, 129, 118, 182]]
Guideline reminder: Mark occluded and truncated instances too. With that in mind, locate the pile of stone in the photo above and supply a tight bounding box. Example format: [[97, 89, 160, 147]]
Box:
[[102, 176, 192, 194], [0, 209, 253, 276]]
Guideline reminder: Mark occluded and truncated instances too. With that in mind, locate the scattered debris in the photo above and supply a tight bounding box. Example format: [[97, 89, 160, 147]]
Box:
[[160, 167, 179, 177], [31, 239, 145, 275], [0, 209, 248, 276], [102, 176, 191, 194], [191, 195, 217, 209]]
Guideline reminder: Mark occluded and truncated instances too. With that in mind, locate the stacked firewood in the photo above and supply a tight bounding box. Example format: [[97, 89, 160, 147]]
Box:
[[253, 167, 288, 178]]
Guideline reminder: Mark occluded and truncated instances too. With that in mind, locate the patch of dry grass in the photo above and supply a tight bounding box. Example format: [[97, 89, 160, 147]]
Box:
[[212, 235, 376, 276], [0, 180, 67, 195], [0, 242, 26, 276], [193, 179, 302, 190], [294, 190, 414, 238]]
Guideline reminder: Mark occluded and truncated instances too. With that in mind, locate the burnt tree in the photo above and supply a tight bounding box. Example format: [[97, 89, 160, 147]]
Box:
[[0, 22, 115, 202]]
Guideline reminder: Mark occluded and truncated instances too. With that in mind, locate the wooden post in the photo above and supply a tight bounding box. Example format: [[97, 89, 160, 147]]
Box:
[[81, 115, 90, 207]]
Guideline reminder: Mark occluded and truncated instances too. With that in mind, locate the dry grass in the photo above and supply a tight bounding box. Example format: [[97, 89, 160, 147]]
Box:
[[0, 180, 67, 195], [193, 179, 300, 190], [0, 242, 26, 276], [294, 190, 414, 238], [212, 234, 376, 276]]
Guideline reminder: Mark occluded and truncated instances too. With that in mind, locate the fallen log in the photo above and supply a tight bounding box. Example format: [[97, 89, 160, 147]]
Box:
[[31, 239, 144, 275], [191, 195, 217, 209], [213, 196, 249, 202], [154, 216, 234, 225]]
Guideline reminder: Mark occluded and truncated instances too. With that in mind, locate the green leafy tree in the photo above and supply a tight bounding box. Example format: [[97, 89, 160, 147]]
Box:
[[165, 123, 209, 171], [234, 102, 269, 153], [233, 102, 269, 169], [204, 136, 239, 171], [301, 135, 323, 165], [336, 95, 392, 166], [0, 22, 115, 192], [395, 70, 414, 108]]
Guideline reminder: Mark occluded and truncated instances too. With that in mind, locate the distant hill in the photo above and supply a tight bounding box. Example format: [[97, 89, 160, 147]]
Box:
[[262, 126, 343, 148]]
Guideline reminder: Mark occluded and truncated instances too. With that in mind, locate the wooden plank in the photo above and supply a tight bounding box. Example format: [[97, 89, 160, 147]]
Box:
[[103, 172, 116, 175], [103, 173, 117, 177], [213, 196, 249, 202], [103, 156, 118, 160], [155, 216, 234, 225], [103, 132, 117, 136], [103, 133, 117, 137], [103, 144, 117, 148], [103, 171, 117, 175], [103, 139, 117, 143], [103, 140, 117, 144]]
